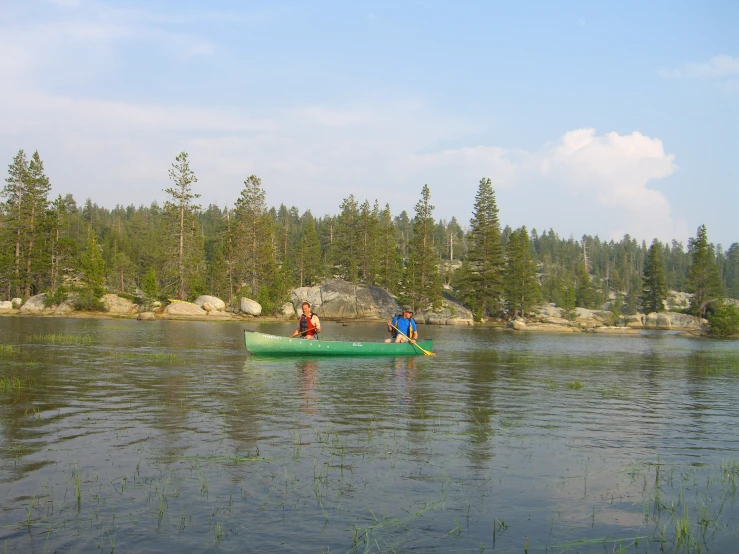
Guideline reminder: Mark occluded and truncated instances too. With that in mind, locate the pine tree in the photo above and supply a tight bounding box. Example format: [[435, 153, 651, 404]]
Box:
[[376, 203, 401, 292], [21, 151, 52, 297], [333, 195, 362, 282], [358, 200, 380, 283], [163, 152, 201, 299], [640, 239, 667, 313], [296, 216, 322, 286], [76, 227, 107, 311], [687, 225, 722, 317], [233, 175, 274, 300], [504, 226, 541, 317], [723, 243, 739, 300], [401, 185, 442, 312], [143, 267, 159, 299], [1, 150, 28, 298], [575, 262, 596, 308], [463, 177, 504, 318]]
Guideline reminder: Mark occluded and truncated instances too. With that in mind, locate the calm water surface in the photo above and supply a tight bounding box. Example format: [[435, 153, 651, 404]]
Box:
[[1, 317, 739, 553]]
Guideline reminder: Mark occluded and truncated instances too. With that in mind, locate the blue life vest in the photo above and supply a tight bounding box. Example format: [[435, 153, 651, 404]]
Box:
[[391, 314, 417, 339]]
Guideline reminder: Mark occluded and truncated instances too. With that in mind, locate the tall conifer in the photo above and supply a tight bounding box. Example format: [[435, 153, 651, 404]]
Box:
[[464, 177, 504, 318], [1, 150, 28, 297], [401, 185, 442, 312], [233, 175, 274, 300], [504, 226, 540, 316], [164, 152, 201, 299], [640, 239, 667, 313], [687, 225, 722, 317]]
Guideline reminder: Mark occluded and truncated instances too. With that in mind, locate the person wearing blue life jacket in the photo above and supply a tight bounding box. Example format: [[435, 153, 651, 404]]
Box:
[[385, 305, 418, 343]]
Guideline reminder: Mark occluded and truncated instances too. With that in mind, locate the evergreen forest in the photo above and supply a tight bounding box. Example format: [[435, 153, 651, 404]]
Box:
[[3, 150, 738, 319]]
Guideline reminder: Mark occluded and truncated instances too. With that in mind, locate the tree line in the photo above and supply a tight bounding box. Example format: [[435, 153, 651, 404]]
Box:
[[2, 150, 738, 319]]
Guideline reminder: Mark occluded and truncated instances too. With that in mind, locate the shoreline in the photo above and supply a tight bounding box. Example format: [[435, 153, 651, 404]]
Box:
[[1, 310, 717, 337]]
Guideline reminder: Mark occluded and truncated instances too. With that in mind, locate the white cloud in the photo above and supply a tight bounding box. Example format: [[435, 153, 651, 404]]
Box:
[[658, 55, 739, 79], [412, 129, 683, 242]]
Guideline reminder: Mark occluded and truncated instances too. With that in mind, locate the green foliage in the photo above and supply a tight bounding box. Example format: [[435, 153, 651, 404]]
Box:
[[723, 243, 739, 300], [233, 175, 275, 300], [81, 228, 106, 296], [687, 225, 722, 317], [706, 302, 739, 337], [296, 216, 323, 287], [163, 151, 202, 300], [43, 285, 69, 308], [256, 266, 290, 315], [74, 288, 106, 312], [376, 204, 402, 291], [400, 185, 442, 312], [640, 239, 667, 313], [143, 267, 159, 299], [575, 262, 597, 309], [504, 226, 541, 317], [464, 178, 504, 316]]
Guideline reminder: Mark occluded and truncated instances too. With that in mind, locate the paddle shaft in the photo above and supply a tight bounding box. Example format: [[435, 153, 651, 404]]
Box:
[[294, 326, 320, 339], [390, 323, 434, 356]]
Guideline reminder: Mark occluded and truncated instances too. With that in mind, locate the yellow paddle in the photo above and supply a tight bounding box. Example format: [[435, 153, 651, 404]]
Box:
[[390, 323, 435, 356]]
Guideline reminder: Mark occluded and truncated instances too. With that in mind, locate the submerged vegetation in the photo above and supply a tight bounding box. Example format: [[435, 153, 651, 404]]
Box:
[[28, 333, 94, 345]]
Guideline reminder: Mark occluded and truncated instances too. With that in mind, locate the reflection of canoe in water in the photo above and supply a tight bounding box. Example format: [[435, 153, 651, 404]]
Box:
[[244, 331, 433, 357]]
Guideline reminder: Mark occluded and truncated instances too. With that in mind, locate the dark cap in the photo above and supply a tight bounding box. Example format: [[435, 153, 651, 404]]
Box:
[[402, 305, 413, 313]]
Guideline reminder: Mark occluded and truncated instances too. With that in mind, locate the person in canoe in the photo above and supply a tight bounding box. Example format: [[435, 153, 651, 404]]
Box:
[[291, 302, 321, 339], [385, 305, 418, 344]]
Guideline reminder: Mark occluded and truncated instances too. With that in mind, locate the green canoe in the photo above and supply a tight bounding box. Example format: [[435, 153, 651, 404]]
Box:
[[244, 331, 433, 357]]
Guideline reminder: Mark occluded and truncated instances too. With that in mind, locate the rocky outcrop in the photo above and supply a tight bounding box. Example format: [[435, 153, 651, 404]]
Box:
[[19, 294, 49, 314], [508, 318, 526, 330], [240, 298, 262, 316], [280, 302, 296, 318], [291, 279, 399, 319], [195, 295, 226, 312], [54, 297, 77, 314], [666, 291, 692, 311], [103, 294, 138, 315], [588, 326, 641, 334], [0, 301, 13, 313], [624, 314, 645, 328], [643, 311, 703, 330], [164, 302, 207, 317], [418, 293, 474, 325], [522, 323, 581, 333], [137, 311, 156, 320], [11, 298, 22, 309]]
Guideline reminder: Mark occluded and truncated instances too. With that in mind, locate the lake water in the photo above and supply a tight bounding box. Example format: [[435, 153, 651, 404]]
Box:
[[1, 317, 739, 553]]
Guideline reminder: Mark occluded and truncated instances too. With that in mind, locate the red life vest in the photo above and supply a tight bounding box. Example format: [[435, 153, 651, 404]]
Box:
[[299, 313, 317, 338]]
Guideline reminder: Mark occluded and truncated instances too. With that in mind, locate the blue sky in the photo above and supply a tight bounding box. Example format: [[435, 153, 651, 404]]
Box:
[[1, 0, 737, 247]]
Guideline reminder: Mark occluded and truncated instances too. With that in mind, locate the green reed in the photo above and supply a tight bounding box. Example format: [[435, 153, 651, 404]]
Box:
[[0, 377, 22, 391], [0, 344, 18, 355], [30, 333, 94, 345]]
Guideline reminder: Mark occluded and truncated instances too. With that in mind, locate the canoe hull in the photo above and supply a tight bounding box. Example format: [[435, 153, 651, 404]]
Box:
[[244, 331, 433, 356]]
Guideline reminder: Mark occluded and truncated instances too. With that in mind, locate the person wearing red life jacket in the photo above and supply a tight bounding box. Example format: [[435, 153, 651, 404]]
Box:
[[291, 302, 321, 339]]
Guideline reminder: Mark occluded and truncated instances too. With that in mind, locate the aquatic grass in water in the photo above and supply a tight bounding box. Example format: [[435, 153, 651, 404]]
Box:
[[0, 377, 23, 391], [29, 333, 94, 345], [0, 344, 19, 354]]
